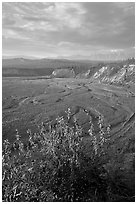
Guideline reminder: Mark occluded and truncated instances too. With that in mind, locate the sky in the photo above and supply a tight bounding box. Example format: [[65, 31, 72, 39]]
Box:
[[2, 2, 135, 60]]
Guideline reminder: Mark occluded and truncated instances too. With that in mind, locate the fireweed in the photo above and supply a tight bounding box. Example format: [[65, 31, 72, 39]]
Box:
[[2, 108, 113, 201]]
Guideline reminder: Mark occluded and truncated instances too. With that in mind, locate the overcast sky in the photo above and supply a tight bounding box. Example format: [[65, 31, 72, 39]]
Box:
[[2, 2, 135, 60]]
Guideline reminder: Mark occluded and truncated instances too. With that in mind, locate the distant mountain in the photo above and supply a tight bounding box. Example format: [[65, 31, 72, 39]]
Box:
[[2, 55, 41, 60], [2, 58, 94, 69], [2, 58, 96, 77]]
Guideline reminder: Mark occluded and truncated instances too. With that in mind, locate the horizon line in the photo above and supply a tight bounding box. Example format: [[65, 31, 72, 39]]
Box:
[[2, 55, 135, 62]]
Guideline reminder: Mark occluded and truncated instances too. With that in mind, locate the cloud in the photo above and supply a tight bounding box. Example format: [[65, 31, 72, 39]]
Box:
[[114, 2, 135, 14], [2, 2, 135, 60]]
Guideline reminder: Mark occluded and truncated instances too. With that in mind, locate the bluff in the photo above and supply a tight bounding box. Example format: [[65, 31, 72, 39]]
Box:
[[51, 69, 75, 78]]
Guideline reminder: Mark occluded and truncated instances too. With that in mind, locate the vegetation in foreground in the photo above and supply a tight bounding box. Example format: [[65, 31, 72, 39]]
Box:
[[2, 108, 134, 202]]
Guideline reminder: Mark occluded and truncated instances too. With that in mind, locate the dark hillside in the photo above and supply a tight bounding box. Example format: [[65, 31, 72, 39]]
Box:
[[2, 68, 55, 77], [2, 58, 94, 77], [2, 58, 93, 70]]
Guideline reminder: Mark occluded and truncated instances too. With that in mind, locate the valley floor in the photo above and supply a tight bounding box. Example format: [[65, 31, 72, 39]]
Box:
[[3, 77, 134, 141], [2, 77, 135, 200]]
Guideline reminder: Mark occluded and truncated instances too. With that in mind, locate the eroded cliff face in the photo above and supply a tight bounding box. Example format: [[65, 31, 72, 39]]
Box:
[[76, 69, 91, 79], [51, 63, 135, 86], [52, 69, 75, 78], [92, 64, 135, 84]]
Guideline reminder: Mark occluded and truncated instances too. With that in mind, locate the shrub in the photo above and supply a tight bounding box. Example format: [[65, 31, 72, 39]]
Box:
[[2, 108, 134, 201]]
